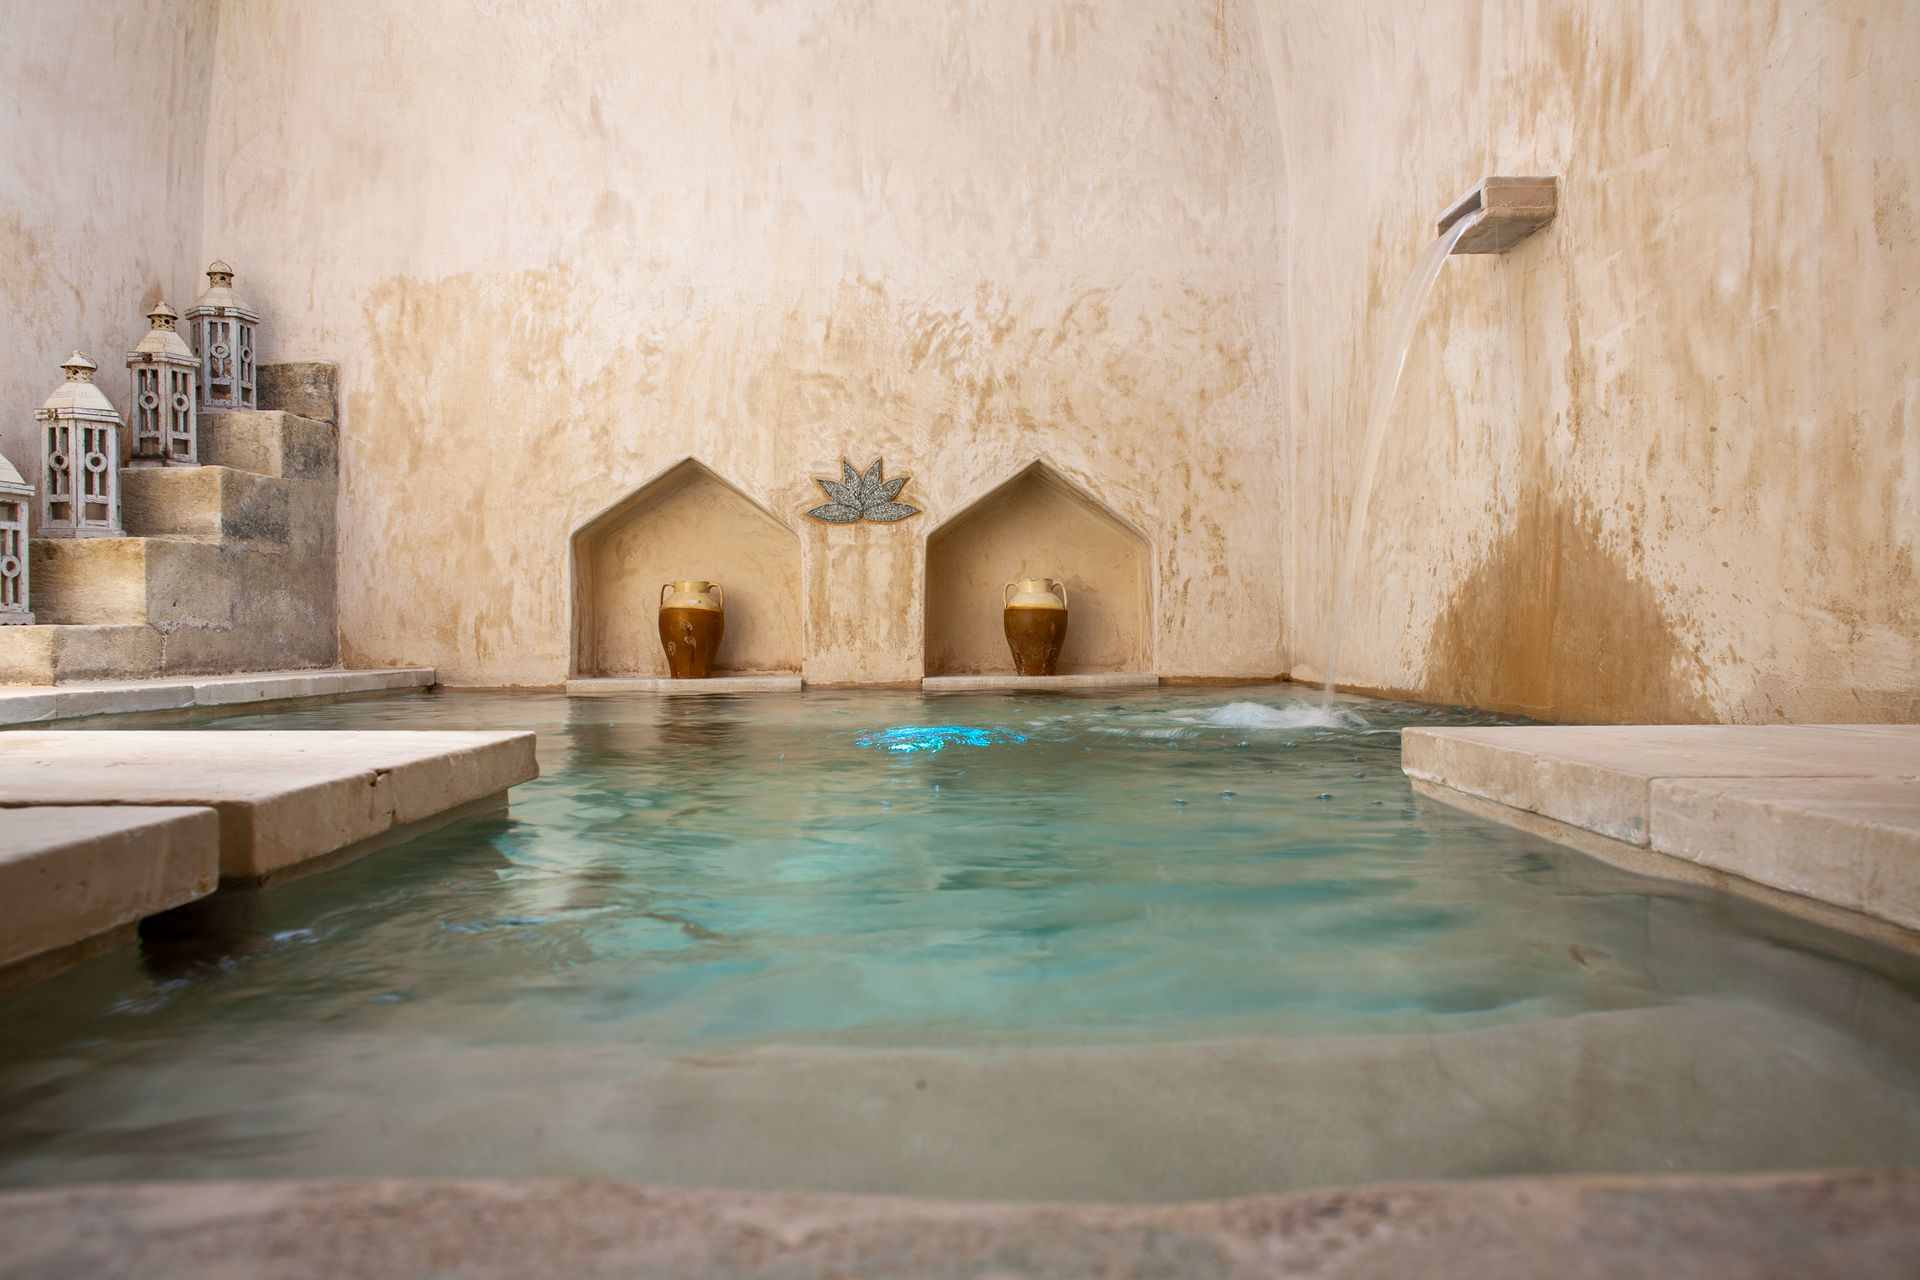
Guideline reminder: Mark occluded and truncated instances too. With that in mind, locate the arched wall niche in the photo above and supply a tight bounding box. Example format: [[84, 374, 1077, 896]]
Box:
[[570, 459, 802, 677], [924, 461, 1152, 676]]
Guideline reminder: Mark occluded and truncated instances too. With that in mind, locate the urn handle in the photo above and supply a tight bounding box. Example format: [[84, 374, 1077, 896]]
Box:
[[660, 582, 673, 609], [710, 583, 723, 607], [1050, 579, 1067, 610]]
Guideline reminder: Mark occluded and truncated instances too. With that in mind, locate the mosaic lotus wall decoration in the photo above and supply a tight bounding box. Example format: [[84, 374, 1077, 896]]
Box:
[[806, 458, 920, 523]]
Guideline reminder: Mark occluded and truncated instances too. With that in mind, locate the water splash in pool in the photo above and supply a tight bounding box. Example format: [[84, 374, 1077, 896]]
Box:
[[1192, 701, 1360, 732]]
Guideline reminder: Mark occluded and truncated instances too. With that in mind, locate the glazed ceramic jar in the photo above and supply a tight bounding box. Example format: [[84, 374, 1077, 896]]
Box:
[[658, 580, 724, 678], [1003, 577, 1068, 676]]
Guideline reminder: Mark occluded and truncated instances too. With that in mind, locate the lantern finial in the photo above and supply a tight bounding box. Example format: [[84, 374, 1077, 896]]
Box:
[[60, 351, 97, 382]]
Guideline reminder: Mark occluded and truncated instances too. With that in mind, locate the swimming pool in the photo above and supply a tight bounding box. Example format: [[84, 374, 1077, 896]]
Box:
[[2, 687, 1917, 1199]]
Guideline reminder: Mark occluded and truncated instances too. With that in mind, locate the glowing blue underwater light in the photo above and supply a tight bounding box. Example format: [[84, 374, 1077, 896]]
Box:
[[855, 724, 1029, 754]]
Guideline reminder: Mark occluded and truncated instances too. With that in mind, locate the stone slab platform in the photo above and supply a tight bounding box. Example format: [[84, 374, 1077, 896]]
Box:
[[1404, 725, 1920, 933], [0, 806, 219, 984], [566, 675, 802, 695], [1, 1171, 1914, 1279], [922, 672, 1160, 692], [0, 731, 537, 883], [0, 667, 434, 727]]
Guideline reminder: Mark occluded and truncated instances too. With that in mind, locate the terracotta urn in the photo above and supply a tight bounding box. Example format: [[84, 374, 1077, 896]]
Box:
[[658, 580, 724, 678], [1003, 578, 1068, 676]]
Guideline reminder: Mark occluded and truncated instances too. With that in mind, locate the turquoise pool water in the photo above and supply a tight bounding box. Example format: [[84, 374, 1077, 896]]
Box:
[[2, 687, 1917, 1198]]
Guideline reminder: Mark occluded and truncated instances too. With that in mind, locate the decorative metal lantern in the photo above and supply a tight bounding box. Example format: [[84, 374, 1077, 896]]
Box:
[[125, 301, 199, 465], [184, 259, 259, 410], [0, 450, 31, 624], [37, 351, 124, 539]]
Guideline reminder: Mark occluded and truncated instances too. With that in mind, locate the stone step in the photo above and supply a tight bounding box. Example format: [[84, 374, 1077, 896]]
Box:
[[0, 623, 164, 684], [0, 806, 220, 993], [0, 730, 539, 885], [121, 464, 291, 546], [31, 537, 232, 626], [0, 619, 348, 687], [257, 361, 338, 424], [199, 410, 336, 480]]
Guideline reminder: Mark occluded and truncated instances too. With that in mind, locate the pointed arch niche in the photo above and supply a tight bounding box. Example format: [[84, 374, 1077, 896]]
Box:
[[570, 460, 803, 677], [924, 462, 1152, 676]]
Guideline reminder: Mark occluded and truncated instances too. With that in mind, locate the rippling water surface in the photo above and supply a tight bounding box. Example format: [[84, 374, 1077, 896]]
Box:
[[3, 686, 1917, 1196]]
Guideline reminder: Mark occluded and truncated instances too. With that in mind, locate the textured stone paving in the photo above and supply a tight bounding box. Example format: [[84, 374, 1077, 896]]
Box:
[[1, 1171, 1914, 1279]]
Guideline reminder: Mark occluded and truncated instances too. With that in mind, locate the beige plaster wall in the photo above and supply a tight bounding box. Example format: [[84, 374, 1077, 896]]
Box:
[[575, 462, 803, 677], [199, 0, 1288, 687], [925, 466, 1151, 675], [1257, 0, 1920, 723], [0, 0, 218, 498]]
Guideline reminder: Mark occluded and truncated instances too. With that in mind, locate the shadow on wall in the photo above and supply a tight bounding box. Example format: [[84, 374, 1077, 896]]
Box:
[[570, 459, 802, 677], [924, 461, 1151, 676]]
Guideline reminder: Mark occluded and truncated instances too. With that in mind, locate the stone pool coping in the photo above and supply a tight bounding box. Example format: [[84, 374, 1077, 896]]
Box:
[[0, 667, 436, 726], [566, 675, 803, 695], [0, 730, 539, 992], [0, 1170, 1913, 1278], [565, 673, 1164, 693], [1404, 725, 1920, 940], [922, 671, 1160, 692]]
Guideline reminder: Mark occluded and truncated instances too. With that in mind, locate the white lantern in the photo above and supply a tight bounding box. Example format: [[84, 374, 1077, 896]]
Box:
[[184, 260, 259, 410], [125, 301, 199, 466], [0, 450, 31, 624], [37, 351, 124, 539]]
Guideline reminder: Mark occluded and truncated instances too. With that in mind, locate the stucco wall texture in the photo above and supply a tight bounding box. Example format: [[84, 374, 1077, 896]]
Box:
[[4, 2, 1916, 720], [0, 0, 217, 482], [1256, 0, 1920, 723], [199, 0, 1289, 687]]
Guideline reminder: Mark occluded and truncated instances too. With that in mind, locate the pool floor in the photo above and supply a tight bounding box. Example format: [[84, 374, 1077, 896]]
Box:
[[2, 686, 1917, 1199]]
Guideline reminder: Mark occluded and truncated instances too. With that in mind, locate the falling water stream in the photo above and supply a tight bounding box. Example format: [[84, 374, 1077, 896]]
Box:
[[1319, 214, 1477, 706]]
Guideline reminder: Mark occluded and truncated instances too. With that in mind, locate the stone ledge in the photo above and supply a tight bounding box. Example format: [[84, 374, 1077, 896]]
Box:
[[922, 672, 1159, 692], [0, 667, 434, 726], [1404, 725, 1920, 935], [566, 675, 802, 695], [0, 805, 220, 984], [0, 730, 537, 882], [0, 1171, 1914, 1279], [1652, 775, 1920, 932]]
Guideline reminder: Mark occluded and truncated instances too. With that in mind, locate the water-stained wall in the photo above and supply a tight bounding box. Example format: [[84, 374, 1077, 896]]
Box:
[[1257, 0, 1920, 722], [199, 0, 1288, 687], [0, 0, 218, 487]]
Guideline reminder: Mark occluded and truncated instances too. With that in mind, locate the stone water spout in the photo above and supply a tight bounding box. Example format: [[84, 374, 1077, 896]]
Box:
[[1437, 176, 1558, 254], [1318, 175, 1559, 706]]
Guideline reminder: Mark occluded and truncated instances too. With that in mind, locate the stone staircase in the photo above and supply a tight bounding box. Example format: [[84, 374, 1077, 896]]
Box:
[[0, 364, 340, 685]]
